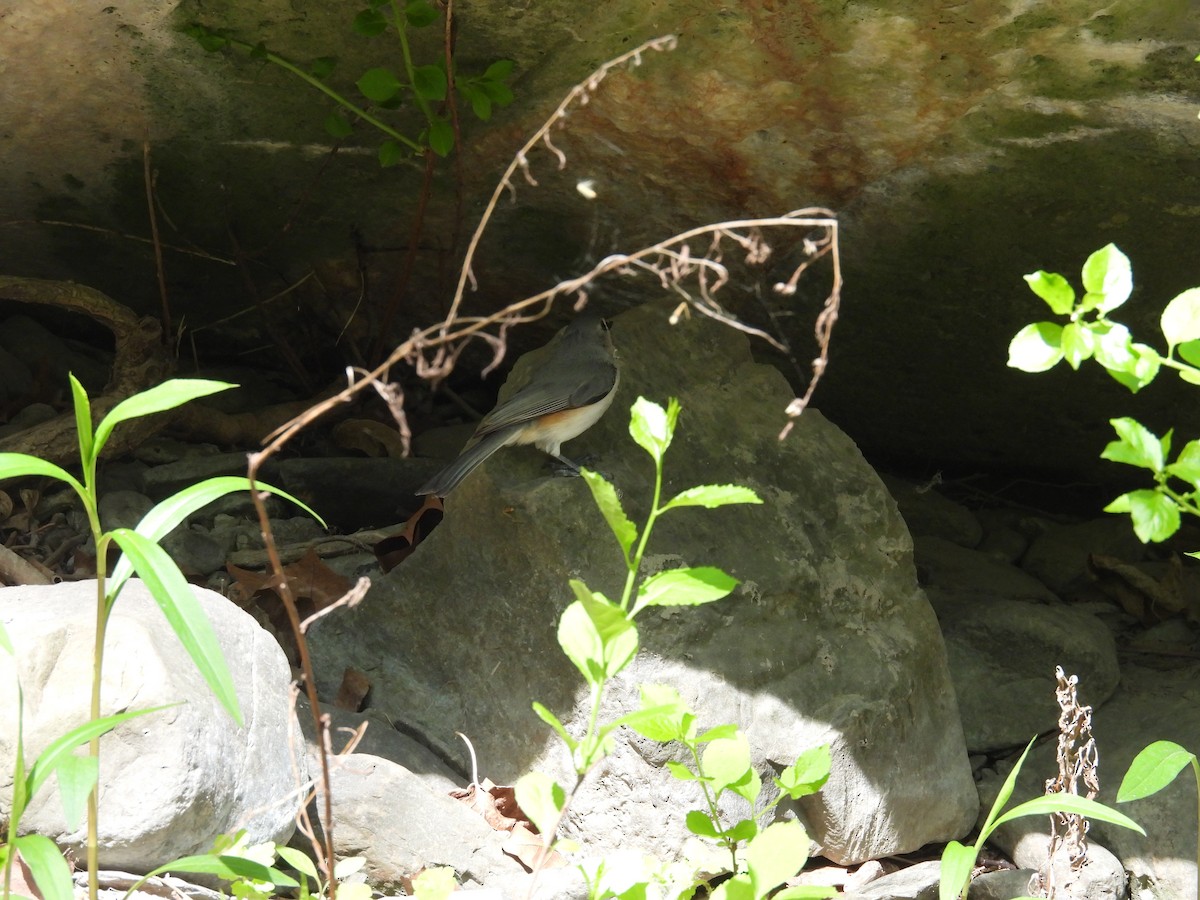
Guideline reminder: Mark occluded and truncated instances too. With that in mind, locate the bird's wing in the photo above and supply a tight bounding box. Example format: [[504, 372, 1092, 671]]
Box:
[[475, 361, 617, 437]]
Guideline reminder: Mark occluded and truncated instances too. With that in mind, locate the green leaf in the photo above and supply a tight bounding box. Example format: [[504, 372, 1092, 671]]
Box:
[[413, 64, 447, 101], [184, 23, 231, 52], [68, 374, 94, 469], [557, 599, 604, 686], [1105, 489, 1180, 543], [580, 468, 637, 561], [578, 587, 638, 678], [275, 846, 321, 885], [108, 529, 243, 725], [0, 453, 83, 495], [15, 834, 74, 900], [460, 83, 492, 121], [531, 701, 577, 750], [666, 760, 698, 781], [53, 754, 97, 830], [145, 853, 298, 887], [1101, 417, 1165, 471], [379, 139, 405, 167], [352, 8, 388, 36], [95, 380, 235, 461], [484, 59, 515, 81], [1118, 740, 1196, 802], [663, 483, 762, 510], [685, 809, 720, 838], [1023, 270, 1076, 315], [332, 856, 366, 881], [324, 112, 354, 138], [357, 66, 402, 102], [514, 771, 565, 837], [776, 745, 832, 799], [427, 118, 454, 157], [992, 793, 1145, 834], [629, 396, 679, 461], [410, 867, 457, 900], [939, 840, 977, 900], [480, 80, 514, 106], [631, 566, 737, 617], [1091, 321, 1135, 372], [727, 817, 759, 843], [1106, 342, 1161, 393], [744, 820, 810, 900], [697, 723, 740, 743], [703, 732, 760, 802], [108, 476, 324, 597], [978, 737, 1037, 838], [1080, 243, 1133, 313], [0, 619, 12, 655], [1007, 322, 1063, 372], [1167, 441, 1200, 489], [1178, 339, 1200, 369], [1161, 288, 1200, 354], [309, 56, 337, 78], [248, 41, 268, 61], [1060, 322, 1095, 370], [26, 705, 173, 800], [623, 683, 693, 742], [405, 0, 439, 26]]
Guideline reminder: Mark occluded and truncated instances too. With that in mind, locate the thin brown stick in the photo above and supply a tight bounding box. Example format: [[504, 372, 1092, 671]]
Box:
[[143, 138, 172, 342]]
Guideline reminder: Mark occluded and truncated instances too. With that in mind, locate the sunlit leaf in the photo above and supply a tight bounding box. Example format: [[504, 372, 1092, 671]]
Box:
[[1023, 270, 1075, 315], [1007, 322, 1063, 372], [1080, 243, 1132, 313], [1118, 740, 1196, 802], [1161, 288, 1200, 353], [514, 770, 565, 837], [94, 380, 235, 460]]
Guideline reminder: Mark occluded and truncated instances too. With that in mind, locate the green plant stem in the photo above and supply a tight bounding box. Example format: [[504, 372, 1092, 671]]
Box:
[[1193, 756, 1200, 900], [1162, 483, 1200, 519], [621, 457, 666, 612], [86, 536, 111, 900], [226, 37, 422, 153], [389, 1, 434, 124], [688, 743, 738, 873]]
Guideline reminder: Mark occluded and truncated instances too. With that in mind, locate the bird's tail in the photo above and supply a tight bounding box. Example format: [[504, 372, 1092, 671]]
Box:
[[416, 426, 518, 497]]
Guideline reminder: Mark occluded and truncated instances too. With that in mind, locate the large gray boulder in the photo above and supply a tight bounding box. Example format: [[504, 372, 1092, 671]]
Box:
[[0, 579, 302, 871], [308, 302, 977, 865]]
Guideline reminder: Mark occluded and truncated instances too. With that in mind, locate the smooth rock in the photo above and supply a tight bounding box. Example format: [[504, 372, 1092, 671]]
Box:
[[0, 579, 303, 871]]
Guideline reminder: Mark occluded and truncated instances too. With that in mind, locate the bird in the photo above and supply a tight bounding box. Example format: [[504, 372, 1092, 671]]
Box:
[[416, 313, 619, 497]]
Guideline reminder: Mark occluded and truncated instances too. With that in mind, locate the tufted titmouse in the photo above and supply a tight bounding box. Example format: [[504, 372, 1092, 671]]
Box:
[[416, 314, 619, 497]]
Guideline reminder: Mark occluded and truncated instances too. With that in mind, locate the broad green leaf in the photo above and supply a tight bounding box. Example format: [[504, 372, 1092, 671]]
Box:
[[357, 66, 402, 102], [629, 396, 678, 461], [514, 771, 565, 837], [685, 808, 720, 838], [332, 856, 366, 880], [26, 705, 173, 799], [94, 380, 235, 460], [53, 754, 97, 830], [1091, 321, 1135, 371], [412, 64, 447, 101], [310, 56, 337, 79], [108, 476, 324, 596], [68, 374, 94, 469], [275, 846, 320, 884], [578, 589, 638, 678], [109, 529, 243, 725], [404, 0, 439, 26], [623, 683, 693, 742], [631, 566, 737, 617], [410, 867, 457, 900], [1101, 418, 1165, 471], [184, 24, 231, 52], [324, 112, 354, 138], [580, 468, 637, 561], [610, 703, 692, 741], [1060, 322, 1095, 370], [484, 59, 514, 81], [1161, 288, 1200, 353], [481, 79, 515, 106], [352, 8, 388, 36], [697, 723, 740, 743], [663, 484, 763, 511], [1178, 339, 1200, 369], [531, 701, 577, 750], [15, 834, 73, 900], [666, 760, 699, 781], [1023, 271, 1075, 315], [1007, 322, 1063, 372], [1106, 343, 1161, 393], [712, 876, 755, 900], [1118, 741, 1196, 802], [745, 820, 810, 900], [776, 745, 832, 799], [727, 817, 759, 842], [1105, 489, 1180, 543], [427, 119, 454, 157], [557, 600, 604, 686], [992, 793, 1145, 834], [1080, 243, 1132, 313], [1167, 441, 1200, 489], [939, 840, 977, 900], [379, 139, 405, 167], [460, 83, 492, 121], [144, 853, 297, 887], [702, 732, 759, 801], [0, 453, 82, 494], [1179, 369, 1200, 386]]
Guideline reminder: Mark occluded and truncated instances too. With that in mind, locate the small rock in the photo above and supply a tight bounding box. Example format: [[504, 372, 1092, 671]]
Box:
[[98, 489, 154, 531], [1021, 517, 1145, 596], [880, 474, 983, 548]]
